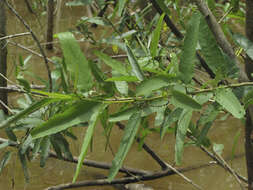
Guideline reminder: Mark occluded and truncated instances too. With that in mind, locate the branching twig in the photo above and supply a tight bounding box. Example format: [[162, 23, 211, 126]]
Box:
[[0, 32, 31, 41], [3, 0, 53, 92]]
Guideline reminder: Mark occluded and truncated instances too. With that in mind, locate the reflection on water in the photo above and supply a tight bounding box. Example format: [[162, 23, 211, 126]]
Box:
[[1, 1, 247, 190]]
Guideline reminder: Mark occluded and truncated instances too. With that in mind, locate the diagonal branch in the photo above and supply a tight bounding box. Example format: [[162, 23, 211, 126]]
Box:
[[3, 0, 53, 92]]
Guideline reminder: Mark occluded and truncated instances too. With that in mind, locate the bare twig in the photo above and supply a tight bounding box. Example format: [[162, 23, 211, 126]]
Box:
[[0, 32, 30, 41], [3, 0, 53, 92], [194, 136, 248, 183], [165, 162, 203, 190], [214, 152, 245, 190], [8, 41, 55, 64]]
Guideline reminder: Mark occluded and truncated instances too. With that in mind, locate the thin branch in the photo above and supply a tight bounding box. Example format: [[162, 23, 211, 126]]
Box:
[[164, 162, 203, 190], [0, 32, 31, 41], [189, 81, 253, 95], [3, 0, 53, 92], [8, 41, 55, 64], [214, 152, 245, 190], [188, 135, 248, 183]]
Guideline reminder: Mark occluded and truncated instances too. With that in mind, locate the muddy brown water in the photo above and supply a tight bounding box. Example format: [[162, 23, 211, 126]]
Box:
[[0, 1, 247, 189]]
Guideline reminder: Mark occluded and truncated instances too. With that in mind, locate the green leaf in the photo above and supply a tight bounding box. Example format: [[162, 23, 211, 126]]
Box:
[[156, 0, 171, 15], [136, 76, 171, 96], [150, 13, 165, 58], [108, 111, 141, 181], [0, 98, 58, 130], [109, 104, 162, 122], [73, 104, 105, 182], [105, 76, 139, 82], [160, 108, 183, 139], [55, 32, 93, 91], [0, 151, 12, 173], [233, 34, 253, 61], [171, 90, 202, 110], [175, 109, 192, 165], [118, 0, 127, 16], [214, 88, 245, 119], [31, 101, 101, 139], [179, 12, 200, 83], [40, 136, 50, 167], [126, 44, 145, 81], [18, 150, 29, 183], [94, 51, 128, 75], [199, 17, 238, 77]]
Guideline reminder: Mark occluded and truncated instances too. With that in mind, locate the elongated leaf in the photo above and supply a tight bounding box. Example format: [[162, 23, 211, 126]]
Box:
[[126, 44, 145, 81], [175, 109, 192, 165], [136, 76, 171, 96], [0, 151, 12, 173], [18, 150, 29, 183], [160, 108, 183, 139], [94, 51, 128, 75], [179, 12, 200, 83], [118, 0, 127, 16], [55, 32, 93, 91], [40, 136, 50, 167], [73, 104, 105, 182], [171, 90, 202, 110], [199, 17, 238, 77], [106, 76, 139, 82], [150, 13, 165, 58], [109, 104, 162, 122], [31, 101, 100, 139], [108, 111, 142, 181], [0, 98, 58, 130], [214, 88, 245, 119]]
